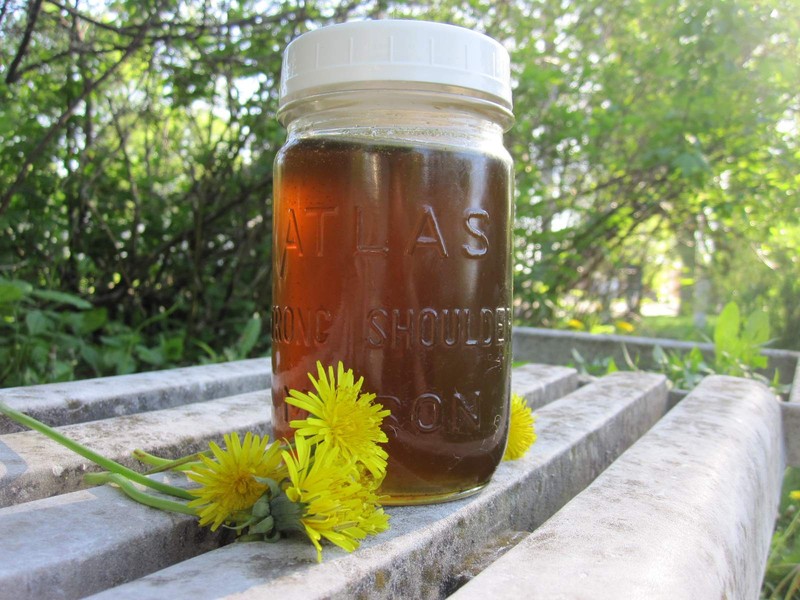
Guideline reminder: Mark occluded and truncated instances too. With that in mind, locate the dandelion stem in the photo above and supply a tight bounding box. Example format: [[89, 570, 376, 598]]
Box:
[[0, 402, 194, 500], [133, 449, 206, 474], [85, 472, 197, 516]]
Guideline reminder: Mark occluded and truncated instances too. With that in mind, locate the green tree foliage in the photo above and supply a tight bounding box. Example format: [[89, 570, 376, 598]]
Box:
[[504, 0, 799, 338], [0, 0, 798, 385], [0, 0, 330, 383]]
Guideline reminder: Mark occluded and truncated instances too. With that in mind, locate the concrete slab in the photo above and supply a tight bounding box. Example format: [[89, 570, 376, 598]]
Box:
[[511, 363, 578, 409], [451, 376, 784, 600], [0, 484, 229, 599], [0, 359, 271, 434], [782, 402, 800, 467], [512, 326, 799, 388], [84, 372, 667, 600], [0, 364, 575, 509], [0, 391, 272, 507], [0, 364, 581, 599]]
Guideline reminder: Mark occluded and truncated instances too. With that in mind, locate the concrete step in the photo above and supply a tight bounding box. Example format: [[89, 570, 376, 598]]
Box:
[[450, 376, 784, 600], [83, 371, 667, 600], [0, 391, 272, 507], [0, 484, 229, 600], [0, 363, 580, 599], [784, 402, 800, 466], [0, 359, 271, 434], [0, 363, 576, 508]]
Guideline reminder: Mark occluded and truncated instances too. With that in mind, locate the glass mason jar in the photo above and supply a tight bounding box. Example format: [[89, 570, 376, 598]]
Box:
[[271, 20, 514, 504]]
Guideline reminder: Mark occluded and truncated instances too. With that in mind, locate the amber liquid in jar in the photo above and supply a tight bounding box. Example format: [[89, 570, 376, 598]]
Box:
[[271, 136, 512, 504]]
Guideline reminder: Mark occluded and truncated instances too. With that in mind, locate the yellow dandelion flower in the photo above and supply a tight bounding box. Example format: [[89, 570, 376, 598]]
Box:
[[348, 463, 390, 535], [282, 435, 386, 562], [567, 318, 585, 330], [503, 393, 537, 461], [287, 361, 390, 479], [357, 492, 390, 536], [790, 490, 800, 501], [616, 320, 635, 333], [187, 432, 284, 530]]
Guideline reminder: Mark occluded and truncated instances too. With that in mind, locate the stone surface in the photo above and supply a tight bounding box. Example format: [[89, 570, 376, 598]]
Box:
[[0, 359, 271, 434], [0, 391, 272, 507], [782, 402, 800, 468], [510, 363, 578, 409], [5, 361, 786, 600], [782, 358, 800, 466], [0, 364, 580, 599], [451, 376, 784, 600], [0, 364, 574, 509], [85, 372, 667, 600], [512, 326, 799, 388], [0, 484, 228, 599]]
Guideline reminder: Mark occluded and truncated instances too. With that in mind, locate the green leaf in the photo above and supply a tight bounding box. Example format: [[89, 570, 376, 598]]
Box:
[[687, 346, 706, 367], [652, 345, 667, 365], [742, 310, 770, 346], [249, 515, 275, 535], [0, 284, 24, 304], [160, 336, 184, 362], [115, 354, 137, 375], [193, 339, 218, 361], [136, 345, 165, 366], [714, 302, 741, 355], [238, 316, 262, 356], [30, 289, 92, 310], [0, 280, 32, 304], [30, 342, 49, 369], [51, 359, 74, 381], [72, 308, 108, 335], [25, 310, 50, 336], [672, 151, 710, 177], [79, 344, 102, 374]]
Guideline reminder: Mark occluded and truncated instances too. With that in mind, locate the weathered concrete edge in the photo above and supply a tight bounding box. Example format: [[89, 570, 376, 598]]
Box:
[[782, 402, 800, 467], [790, 358, 800, 404], [0, 485, 231, 600], [513, 326, 800, 385], [452, 376, 784, 600], [0, 365, 578, 600], [0, 392, 272, 507], [511, 363, 578, 410], [782, 359, 799, 466], [0, 364, 573, 508], [0, 358, 271, 434], [86, 371, 668, 600]]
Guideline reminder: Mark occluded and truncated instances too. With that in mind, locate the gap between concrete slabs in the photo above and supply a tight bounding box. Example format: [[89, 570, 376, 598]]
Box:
[[0, 359, 271, 434], [0, 364, 578, 599], [451, 376, 784, 600], [86, 371, 667, 600]]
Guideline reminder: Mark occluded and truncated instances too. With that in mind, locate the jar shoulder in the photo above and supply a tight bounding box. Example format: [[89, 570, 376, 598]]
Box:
[[276, 134, 512, 170]]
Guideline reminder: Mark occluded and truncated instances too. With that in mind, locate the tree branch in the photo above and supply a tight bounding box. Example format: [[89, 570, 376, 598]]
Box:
[[44, 0, 303, 41], [5, 0, 44, 84], [0, 17, 150, 216], [14, 43, 130, 79], [44, 0, 127, 34], [0, 0, 12, 28]]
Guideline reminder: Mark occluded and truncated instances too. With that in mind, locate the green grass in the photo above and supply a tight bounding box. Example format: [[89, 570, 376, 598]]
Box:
[[630, 315, 716, 342], [763, 468, 800, 599]]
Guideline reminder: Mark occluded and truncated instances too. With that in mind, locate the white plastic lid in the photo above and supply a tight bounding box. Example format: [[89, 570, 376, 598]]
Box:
[[278, 20, 512, 112]]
